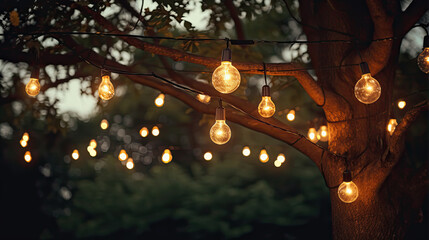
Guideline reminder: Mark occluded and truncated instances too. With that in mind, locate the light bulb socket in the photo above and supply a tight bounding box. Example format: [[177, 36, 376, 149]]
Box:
[[424, 35, 429, 48], [343, 170, 352, 182], [221, 48, 232, 62], [262, 85, 270, 97], [215, 107, 226, 120], [101, 69, 110, 78], [30, 67, 40, 79], [360, 62, 370, 75]]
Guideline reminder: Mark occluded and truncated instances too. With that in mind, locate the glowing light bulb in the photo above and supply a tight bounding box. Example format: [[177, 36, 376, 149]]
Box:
[[154, 93, 165, 107], [196, 94, 211, 104], [26, 77, 41, 97], [22, 132, 29, 142], [20, 139, 28, 148], [24, 151, 32, 162], [100, 119, 109, 130], [210, 105, 231, 145], [338, 170, 358, 203], [87, 146, 94, 152], [276, 153, 286, 163], [258, 85, 276, 118], [286, 110, 296, 121], [98, 73, 115, 100], [140, 127, 149, 137], [354, 63, 381, 104], [307, 128, 318, 143], [152, 126, 160, 136], [118, 149, 128, 161], [89, 149, 97, 157], [126, 158, 134, 169], [274, 160, 282, 167], [259, 149, 269, 163], [242, 146, 251, 157], [162, 149, 173, 164], [203, 151, 213, 161], [417, 36, 429, 73], [89, 139, 97, 148], [397, 100, 406, 109], [387, 119, 398, 135], [72, 149, 79, 160], [212, 47, 240, 94], [317, 125, 329, 142]]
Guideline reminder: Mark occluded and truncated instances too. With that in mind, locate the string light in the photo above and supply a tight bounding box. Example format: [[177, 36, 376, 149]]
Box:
[[259, 149, 269, 163], [20, 139, 28, 148], [154, 93, 165, 107], [210, 100, 231, 145], [276, 153, 286, 164], [203, 151, 213, 161], [89, 139, 97, 148], [417, 35, 429, 73], [161, 149, 173, 164], [338, 170, 359, 203], [139, 127, 149, 137], [286, 110, 295, 121], [212, 42, 241, 94], [151, 126, 160, 136], [387, 119, 398, 135], [126, 158, 134, 169], [397, 100, 406, 109], [72, 149, 79, 160], [196, 94, 211, 104], [118, 149, 128, 161], [317, 125, 329, 142], [24, 151, 32, 162], [307, 128, 318, 143], [242, 146, 251, 157], [100, 119, 109, 130], [26, 67, 41, 97], [274, 160, 282, 167], [22, 132, 29, 142], [258, 85, 276, 118], [98, 70, 115, 100], [354, 62, 381, 104], [89, 149, 97, 157]]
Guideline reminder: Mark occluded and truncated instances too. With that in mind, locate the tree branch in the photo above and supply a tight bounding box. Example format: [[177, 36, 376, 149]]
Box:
[[0, 47, 81, 66], [395, 0, 428, 36], [223, 0, 246, 40]]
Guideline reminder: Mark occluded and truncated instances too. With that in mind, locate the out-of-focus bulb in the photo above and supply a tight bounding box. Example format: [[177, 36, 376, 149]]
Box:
[[397, 100, 406, 109], [140, 127, 149, 137], [89, 139, 97, 148], [286, 110, 295, 121], [274, 160, 282, 168], [317, 125, 329, 142], [126, 158, 134, 169], [20, 139, 28, 148], [26, 78, 41, 97], [152, 126, 160, 136], [89, 149, 97, 157], [24, 151, 32, 162], [22, 132, 29, 142], [276, 153, 285, 163], [259, 149, 269, 163], [417, 36, 429, 73], [307, 128, 318, 143], [100, 119, 109, 130], [161, 149, 173, 164], [242, 146, 251, 157], [72, 149, 79, 160], [212, 61, 241, 94], [155, 93, 165, 107], [204, 151, 213, 161], [98, 74, 115, 100], [87, 146, 94, 152], [118, 149, 128, 161], [258, 85, 275, 118], [387, 119, 398, 135], [338, 170, 358, 203], [196, 94, 211, 104]]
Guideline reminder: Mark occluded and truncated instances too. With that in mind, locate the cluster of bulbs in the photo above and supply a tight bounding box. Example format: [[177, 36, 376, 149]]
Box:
[[140, 126, 160, 137], [307, 125, 329, 143], [87, 139, 97, 157], [117, 149, 134, 169], [19, 132, 32, 163]]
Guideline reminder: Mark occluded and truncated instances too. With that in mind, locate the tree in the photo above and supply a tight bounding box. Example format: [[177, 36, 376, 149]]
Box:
[[0, 0, 427, 239]]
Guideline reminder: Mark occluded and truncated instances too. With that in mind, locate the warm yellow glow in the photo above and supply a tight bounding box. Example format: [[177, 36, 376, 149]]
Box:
[[204, 151, 213, 161], [397, 100, 406, 109], [126, 158, 134, 169], [417, 48, 429, 73], [154, 93, 165, 107], [161, 149, 173, 164], [20, 139, 28, 148], [338, 181, 359, 203], [196, 94, 211, 104], [286, 110, 295, 121], [24, 151, 32, 162], [307, 128, 318, 143], [276, 153, 286, 163], [274, 160, 282, 167], [152, 126, 160, 136], [118, 149, 128, 161], [26, 78, 41, 97], [354, 73, 381, 104], [258, 96, 276, 118], [259, 149, 269, 163], [317, 125, 329, 142], [212, 61, 241, 94], [72, 149, 79, 160], [242, 146, 251, 157], [89, 149, 97, 157], [100, 119, 109, 130], [22, 132, 29, 142], [139, 127, 149, 137], [98, 75, 115, 100], [89, 139, 97, 148], [87, 146, 94, 152], [387, 119, 398, 135], [210, 120, 231, 145]]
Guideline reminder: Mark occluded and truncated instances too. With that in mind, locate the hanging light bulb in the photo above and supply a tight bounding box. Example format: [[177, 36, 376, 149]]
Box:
[[89, 139, 97, 149], [317, 125, 329, 142], [417, 35, 429, 73], [354, 62, 381, 104], [387, 119, 398, 135], [259, 149, 269, 163], [154, 93, 165, 107], [338, 170, 359, 203], [152, 126, 160, 136], [24, 151, 32, 163], [307, 128, 318, 143], [22, 132, 29, 142], [397, 100, 406, 109], [126, 158, 134, 169], [98, 70, 115, 100], [274, 160, 282, 167], [276, 153, 286, 164], [26, 67, 41, 97], [212, 43, 241, 94], [242, 146, 251, 157], [286, 110, 296, 121], [100, 119, 109, 130], [118, 149, 128, 161], [196, 94, 211, 104], [258, 85, 276, 118], [72, 149, 79, 160], [210, 100, 231, 145], [20, 139, 28, 148], [204, 151, 213, 161], [140, 127, 149, 137], [161, 149, 173, 164]]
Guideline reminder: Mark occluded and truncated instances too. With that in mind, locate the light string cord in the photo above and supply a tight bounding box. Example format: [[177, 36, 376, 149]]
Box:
[[263, 62, 268, 85]]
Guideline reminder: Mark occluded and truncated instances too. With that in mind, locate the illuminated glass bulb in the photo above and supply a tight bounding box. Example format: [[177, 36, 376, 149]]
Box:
[[72, 149, 79, 160], [98, 73, 115, 100], [338, 170, 358, 203], [24, 151, 32, 162], [89, 149, 97, 157], [417, 36, 429, 73], [139, 127, 149, 137], [100, 119, 109, 130], [118, 149, 128, 161], [20, 139, 28, 148], [126, 158, 134, 169], [397, 100, 406, 109], [258, 85, 276, 118], [354, 63, 381, 104], [204, 152, 213, 161], [152, 126, 160, 136], [317, 125, 329, 142], [210, 106, 231, 145], [196, 94, 211, 104], [307, 128, 318, 143], [286, 110, 295, 121], [22, 132, 29, 142], [259, 149, 269, 163], [276, 153, 286, 163], [387, 119, 398, 135], [162, 149, 173, 164], [274, 160, 282, 167], [212, 47, 240, 94], [89, 139, 97, 148], [154, 93, 165, 107], [242, 146, 251, 157], [26, 78, 41, 97]]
